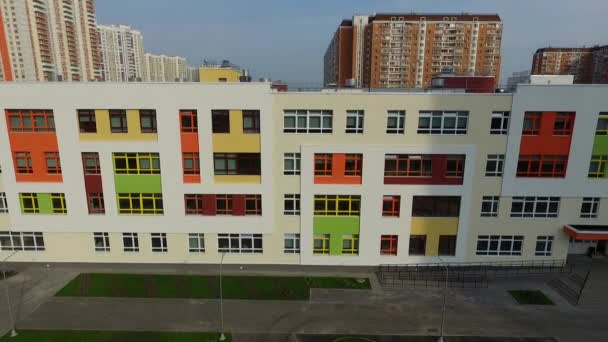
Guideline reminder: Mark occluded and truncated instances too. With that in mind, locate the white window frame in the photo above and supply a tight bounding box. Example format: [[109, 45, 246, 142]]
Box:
[[151, 233, 168, 253], [93, 232, 110, 252], [418, 111, 468, 135], [283, 153, 301, 175], [535, 236, 554, 256], [345, 110, 364, 134], [218, 233, 263, 253], [0, 231, 45, 251], [510, 197, 560, 218], [485, 154, 505, 177], [0, 192, 7, 213], [122, 232, 139, 252], [580, 197, 600, 218], [476, 235, 523, 256], [283, 233, 301, 254], [490, 111, 510, 134], [480, 196, 499, 217], [283, 110, 332, 133], [188, 233, 205, 253], [386, 110, 406, 134], [283, 194, 301, 215]]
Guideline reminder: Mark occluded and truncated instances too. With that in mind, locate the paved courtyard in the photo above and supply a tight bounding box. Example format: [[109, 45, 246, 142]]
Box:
[[0, 257, 606, 342]]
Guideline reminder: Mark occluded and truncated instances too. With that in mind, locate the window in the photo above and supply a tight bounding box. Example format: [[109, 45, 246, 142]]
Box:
[[596, 113, 608, 135], [109, 109, 128, 133], [82, 152, 101, 174], [535, 236, 554, 256], [122, 233, 139, 252], [510, 197, 560, 218], [283, 153, 301, 175], [484, 154, 505, 177], [45, 152, 61, 174], [490, 111, 509, 134], [344, 154, 363, 176], [314, 195, 361, 216], [180, 110, 198, 133], [476, 235, 523, 256], [438, 235, 457, 256], [188, 233, 205, 253], [522, 112, 540, 135], [314, 153, 332, 176], [445, 156, 465, 177], [380, 235, 398, 255], [480, 196, 499, 217], [139, 109, 157, 133], [117, 193, 164, 215], [87, 193, 105, 214], [215, 195, 233, 215], [284, 233, 300, 253], [214, 153, 261, 175], [50, 193, 67, 214], [19, 193, 39, 213], [580, 197, 600, 218], [412, 196, 460, 217], [242, 110, 260, 133], [151, 233, 168, 252], [283, 110, 333, 133], [182, 152, 200, 175], [7, 109, 55, 132], [341, 234, 359, 255], [346, 110, 364, 133], [13, 151, 33, 173], [245, 195, 262, 215], [0, 231, 45, 251], [218, 234, 263, 253], [313, 234, 330, 254], [212, 110, 230, 133], [113, 153, 161, 174], [418, 111, 468, 134], [386, 110, 405, 134], [384, 154, 432, 177], [284, 194, 300, 215], [588, 155, 607, 178], [409, 235, 426, 255], [184, 194, 204, 215], [0, 192, 7, 213], [78, 109, 96, 133], [382, 195, 400, 217], [93, 232, 110, 252], [517, 155, 567, 177], [553, 112, 574, 135]]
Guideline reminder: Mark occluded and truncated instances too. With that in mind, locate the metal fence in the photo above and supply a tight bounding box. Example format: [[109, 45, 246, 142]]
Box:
[[377, 259, 569, 288]]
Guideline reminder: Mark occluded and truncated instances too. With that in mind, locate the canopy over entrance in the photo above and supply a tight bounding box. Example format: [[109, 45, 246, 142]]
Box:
[[563, 225, 608, 240]]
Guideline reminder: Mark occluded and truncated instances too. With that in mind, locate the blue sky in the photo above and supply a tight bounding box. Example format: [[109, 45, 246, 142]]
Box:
[[97, 0, 608, 85]]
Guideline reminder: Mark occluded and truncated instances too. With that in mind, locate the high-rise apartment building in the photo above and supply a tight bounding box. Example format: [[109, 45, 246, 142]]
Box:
[[324, 13, 503, 88], [144, 53, 189, 82], [98, 24, 144, 82], [0, 83, 607, 265], [0, 0, 101, 81], [531, 45, 608, 84]]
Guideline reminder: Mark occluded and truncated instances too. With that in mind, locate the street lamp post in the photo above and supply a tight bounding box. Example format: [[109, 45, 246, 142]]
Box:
[[2, 250, 20, 338], [437, 256, 449, 342], [219, 252, 226, 341]]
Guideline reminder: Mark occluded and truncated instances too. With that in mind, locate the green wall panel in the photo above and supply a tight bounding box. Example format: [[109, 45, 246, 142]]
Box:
[[592, 136, 608, 155], [37, 193, 54, 214], [313, 216, 360, 255], [114, 175, 162, 193]]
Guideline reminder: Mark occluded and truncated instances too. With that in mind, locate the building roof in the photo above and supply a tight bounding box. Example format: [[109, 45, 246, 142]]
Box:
[[369, 13, 501, 22], [534, 47, 595, 54], [340, 19, 353, 27]]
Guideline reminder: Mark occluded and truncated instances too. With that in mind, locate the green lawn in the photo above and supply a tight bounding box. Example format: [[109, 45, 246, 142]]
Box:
[[509, 290, 554, 305], [0, 330, 231, 342], [56, 273, 371, 300]]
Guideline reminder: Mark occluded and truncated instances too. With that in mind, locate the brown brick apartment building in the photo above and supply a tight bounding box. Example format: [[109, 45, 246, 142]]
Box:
[[323, 13, 503, 88], [531, 45, 608, 84]]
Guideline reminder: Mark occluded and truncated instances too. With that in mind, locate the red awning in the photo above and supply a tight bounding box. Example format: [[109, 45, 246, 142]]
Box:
[[564, 225, 608, 240]]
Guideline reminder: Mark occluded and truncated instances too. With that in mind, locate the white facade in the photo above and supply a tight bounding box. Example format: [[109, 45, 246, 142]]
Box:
[[98, 25, 145, 82]]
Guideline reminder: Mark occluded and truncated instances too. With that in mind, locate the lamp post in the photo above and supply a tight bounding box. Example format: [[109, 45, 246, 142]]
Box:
[[219, 252, 226, 341], [2, 250, 20, 338], [437, 256, 449, 342]]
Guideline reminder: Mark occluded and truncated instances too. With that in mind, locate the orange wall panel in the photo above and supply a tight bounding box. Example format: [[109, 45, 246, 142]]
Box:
[[314, 153, 362, 185], [180, 132, 200, 183], [8, 132, 62, 182], [519, 112, 574, 156]]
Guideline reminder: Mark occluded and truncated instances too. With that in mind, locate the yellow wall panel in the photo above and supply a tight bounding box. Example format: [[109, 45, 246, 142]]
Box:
[[199, 68, 242, 82], [214, 175, 261, 184], [78, 109, 158, 141], [212, 110, 260, 152], [410, 217, 459, 256]]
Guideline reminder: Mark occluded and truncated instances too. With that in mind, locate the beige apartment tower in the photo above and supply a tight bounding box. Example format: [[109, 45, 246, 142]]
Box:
[[324, 13, 502, 88]]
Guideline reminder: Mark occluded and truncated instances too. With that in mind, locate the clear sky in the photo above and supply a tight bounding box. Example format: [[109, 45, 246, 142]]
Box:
[[97, 0, 608, 85]]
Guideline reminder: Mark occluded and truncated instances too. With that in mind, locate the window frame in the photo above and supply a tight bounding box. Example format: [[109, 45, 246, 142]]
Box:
[[117, 193, 164, 215], [44, 152, 62, 174], [580, 197, 600, 218], [283, 109, 333, 133], [380, 235, 398, 255], [444, 155, 465, 177], [77, 109, 97, 133], [313, 234, 330, 254], [93, 232, 110, 252], [510, 196, 560, 218], [438, 235, 457, 256], [490, 111, 509, 135], [182, 152, 200, 175], [113, 153, 161, 175], [382, 195, 400, 217], [151, 233, 168, 253], [13, 151, 33, 174], [139, 109, 158, 133], [417, 111, 468, 135], [384, 154, 433, 177], [553, 112, 574, 136], [283, 233, 301, 254], [411, 196, 461, 217], [82, 152, 101, 174], [213, 153, 261, 175], [522, 112, 541, 135], [535, 236, 554, 256], [283, 153, 301, 175], [50, 193, 67, 214], [245, 194, 262, 215], [484, 154, 505, 177], [212, 110, 230, 133], [516, 155, 568, 178], [386, 110, 405, 134], [0, 192, 8, 213], [314, 153, 333, 176], [341, 234, 359, 255], [314, 195, 361, 216], [180, 109, 198, 133], [19, 193, 39, 213], [344, 154, 363, 176], [188, 233, 205, 253], [184, 194, 204, 215], [215, 194, 234, 215], [122, 232, 140, 252], [109, 109, 128, 133], [0, 231, 45, 251], [409, 235, 427, 256], [588, 155, 607, 178], [7, 109, 55, 133], [217, 233, 263, 253], [476, 235, 523, 256], [242, 110, 261, 133], [345, 110, 364, 134], [480, 196, 500, 217], [283, 194, 301, 215], [87, 192, 105, 214], [596, 113, 608, 136]]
